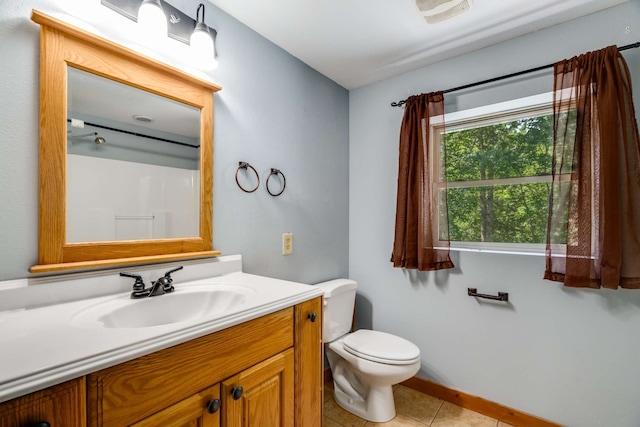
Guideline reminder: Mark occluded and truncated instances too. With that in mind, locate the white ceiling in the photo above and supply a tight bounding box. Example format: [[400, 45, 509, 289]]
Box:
[[208, 0, 631, 89]]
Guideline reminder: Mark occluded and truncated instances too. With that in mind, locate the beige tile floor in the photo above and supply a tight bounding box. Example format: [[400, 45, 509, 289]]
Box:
[[323, 383, 515, 427]]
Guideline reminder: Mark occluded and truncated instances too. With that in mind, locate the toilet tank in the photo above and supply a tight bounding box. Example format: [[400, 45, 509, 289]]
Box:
[[315, 279, 357, 342]]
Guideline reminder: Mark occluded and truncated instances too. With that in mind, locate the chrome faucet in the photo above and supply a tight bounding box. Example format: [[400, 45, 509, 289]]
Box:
[[120, 266, 184, 299]]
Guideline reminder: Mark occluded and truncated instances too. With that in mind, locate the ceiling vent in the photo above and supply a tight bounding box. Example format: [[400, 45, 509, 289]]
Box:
[[415, 0, 472, 24]]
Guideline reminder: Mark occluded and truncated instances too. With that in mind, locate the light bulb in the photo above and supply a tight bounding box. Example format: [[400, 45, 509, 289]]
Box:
[[190, 25, 217, 70], [137, 0, 167, 42]]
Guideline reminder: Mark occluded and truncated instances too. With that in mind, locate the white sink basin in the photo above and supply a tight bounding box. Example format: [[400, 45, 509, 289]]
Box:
[[71, 284, 255, 328]]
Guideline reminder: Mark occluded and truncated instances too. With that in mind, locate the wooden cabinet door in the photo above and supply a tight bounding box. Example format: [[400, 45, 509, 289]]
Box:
[[131, 384, 220, 427], [294, 296, 323, 427], [87, 309, 293, 427], [222, 349, 294, 427], [0, 378, 85, 427]]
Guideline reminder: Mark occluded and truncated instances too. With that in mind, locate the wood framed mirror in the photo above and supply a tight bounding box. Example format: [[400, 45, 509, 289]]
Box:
[[30, 10, 222, 273]]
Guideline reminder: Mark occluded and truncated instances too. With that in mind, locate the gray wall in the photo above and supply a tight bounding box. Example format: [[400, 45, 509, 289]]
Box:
[[349, 3, 640, 427], [0, 0, 349, 283]]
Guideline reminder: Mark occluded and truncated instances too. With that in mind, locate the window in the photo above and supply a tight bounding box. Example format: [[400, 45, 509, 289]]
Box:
[[432, 93, 568, 252]]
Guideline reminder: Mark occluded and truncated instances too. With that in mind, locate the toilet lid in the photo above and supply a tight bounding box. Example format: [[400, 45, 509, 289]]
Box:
[[342, 330, 420, 365]]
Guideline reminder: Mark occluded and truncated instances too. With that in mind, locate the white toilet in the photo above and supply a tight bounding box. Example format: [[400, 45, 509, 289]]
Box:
[[316, 279, 421, 423]]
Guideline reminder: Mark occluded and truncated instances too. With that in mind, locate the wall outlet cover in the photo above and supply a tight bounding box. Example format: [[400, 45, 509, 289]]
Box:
[[282, 233, 293, 255]]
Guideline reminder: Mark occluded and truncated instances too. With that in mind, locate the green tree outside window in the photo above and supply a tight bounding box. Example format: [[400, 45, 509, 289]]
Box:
[[440, 114, 554, 244]]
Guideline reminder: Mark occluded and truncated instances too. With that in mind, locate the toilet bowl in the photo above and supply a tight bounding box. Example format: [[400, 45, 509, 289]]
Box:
[[316, 279, 421, 423]]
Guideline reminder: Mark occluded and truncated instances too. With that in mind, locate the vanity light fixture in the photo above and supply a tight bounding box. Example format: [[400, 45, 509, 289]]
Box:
[[191, 4, 218, 70], [137, 0, 167, 40], [101, 0, 219, 68]]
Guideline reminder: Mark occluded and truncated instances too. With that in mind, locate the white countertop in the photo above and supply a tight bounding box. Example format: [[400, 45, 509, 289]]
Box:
[[0, 256, 323, 403]]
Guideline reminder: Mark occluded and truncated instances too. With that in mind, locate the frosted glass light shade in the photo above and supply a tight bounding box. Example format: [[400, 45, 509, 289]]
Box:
[[190, 25, 218, 70], [137, 0, 167, 41]]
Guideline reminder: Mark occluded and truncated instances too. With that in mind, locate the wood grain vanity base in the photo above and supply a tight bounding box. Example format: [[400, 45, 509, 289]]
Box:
[[87, 308, 293, 426], [0, 378, 85, 427]]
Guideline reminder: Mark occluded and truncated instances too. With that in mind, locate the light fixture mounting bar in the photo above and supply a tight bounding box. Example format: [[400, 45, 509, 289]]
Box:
[[101, 0, 217, 45]]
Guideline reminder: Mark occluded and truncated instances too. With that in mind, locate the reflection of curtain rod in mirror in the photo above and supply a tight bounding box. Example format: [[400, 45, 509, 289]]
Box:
[[67, 119, 199, 148]]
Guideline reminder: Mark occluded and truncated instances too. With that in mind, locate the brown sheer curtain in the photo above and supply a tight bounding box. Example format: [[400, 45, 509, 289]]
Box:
[[391, 92, 454, 271], [545, 45, 640, 289]]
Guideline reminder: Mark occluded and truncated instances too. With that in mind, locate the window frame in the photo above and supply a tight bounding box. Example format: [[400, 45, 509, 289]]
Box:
[[431, 92, 572, 254]]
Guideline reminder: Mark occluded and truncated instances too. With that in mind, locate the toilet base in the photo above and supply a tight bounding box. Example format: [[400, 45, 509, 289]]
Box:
[[332, 382, 396, 423], [325, 336, 420, 423]]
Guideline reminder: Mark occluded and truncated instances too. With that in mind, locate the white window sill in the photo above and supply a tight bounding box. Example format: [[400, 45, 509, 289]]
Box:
[[440, 245, 578, 259], [448, 246, 546, 257]]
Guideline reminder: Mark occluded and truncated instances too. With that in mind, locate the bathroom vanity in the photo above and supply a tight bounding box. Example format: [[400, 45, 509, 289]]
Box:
[[0, 256, 323, 426], [1, 11, 324, 426]]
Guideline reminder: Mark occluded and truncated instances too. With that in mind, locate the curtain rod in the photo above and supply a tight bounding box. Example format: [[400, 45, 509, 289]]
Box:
[[66, 119, 200, 148], [390, 42, 640, 107]]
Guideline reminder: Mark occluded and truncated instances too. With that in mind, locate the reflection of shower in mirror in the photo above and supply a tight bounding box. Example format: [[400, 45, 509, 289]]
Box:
[[70, 132, 106, 145]]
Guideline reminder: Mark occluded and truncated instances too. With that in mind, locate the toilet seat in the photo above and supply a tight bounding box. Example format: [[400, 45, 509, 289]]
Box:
[[342, 330, 420, 365]]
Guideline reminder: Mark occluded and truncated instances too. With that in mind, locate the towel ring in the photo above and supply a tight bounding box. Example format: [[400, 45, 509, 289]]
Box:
[[266, 168, 286, 196], [235, 161, 260, 193]]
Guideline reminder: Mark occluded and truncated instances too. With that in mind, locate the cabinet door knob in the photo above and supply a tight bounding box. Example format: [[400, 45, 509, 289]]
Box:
[[206, 398, 221, 414], [308, 312, 317, 322], [32, 423, 51, 427], [231, 386, 244, 400]]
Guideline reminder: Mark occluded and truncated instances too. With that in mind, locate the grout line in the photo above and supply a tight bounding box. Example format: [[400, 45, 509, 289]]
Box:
[[430, 399, 445, 425]]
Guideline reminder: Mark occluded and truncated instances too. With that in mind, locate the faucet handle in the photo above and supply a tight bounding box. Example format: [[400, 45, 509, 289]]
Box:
[[162, 266, 183, 290], [120, 272, 146, 291], [164, 266, 184, 281]]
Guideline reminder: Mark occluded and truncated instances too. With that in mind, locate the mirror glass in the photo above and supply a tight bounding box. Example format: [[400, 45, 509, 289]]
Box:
[[66, 67, 201, 243]]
